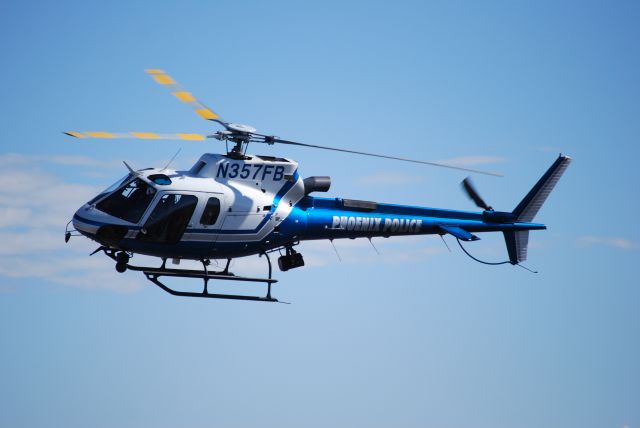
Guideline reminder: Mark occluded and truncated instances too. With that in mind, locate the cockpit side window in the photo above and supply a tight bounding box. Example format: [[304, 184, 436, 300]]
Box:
[[138, 194, 198, 244], [200, 197, 221, 225], [96, 178, 156, 223]]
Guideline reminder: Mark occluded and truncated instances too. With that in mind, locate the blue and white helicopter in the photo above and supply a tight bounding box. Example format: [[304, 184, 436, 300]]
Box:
[[65, 70, 572, 302]]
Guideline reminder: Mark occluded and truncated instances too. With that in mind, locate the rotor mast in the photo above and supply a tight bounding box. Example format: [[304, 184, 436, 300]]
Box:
[[210, 123, 258, 158]]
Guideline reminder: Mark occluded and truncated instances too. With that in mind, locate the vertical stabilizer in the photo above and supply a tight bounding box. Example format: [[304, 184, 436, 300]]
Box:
[[505, 155, 571, 264], [512, 155, 572, 222], [504, 230, 530, 264]]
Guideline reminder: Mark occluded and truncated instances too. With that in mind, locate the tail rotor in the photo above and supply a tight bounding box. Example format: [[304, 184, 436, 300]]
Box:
[[461, 177, 493, 211]]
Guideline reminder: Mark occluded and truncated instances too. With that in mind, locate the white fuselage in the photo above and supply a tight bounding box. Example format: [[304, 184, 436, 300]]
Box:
[[72, 153, 306, 258]]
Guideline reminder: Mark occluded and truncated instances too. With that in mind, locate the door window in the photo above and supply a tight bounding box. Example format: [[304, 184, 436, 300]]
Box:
[[138, 194, 197, 244], [200, 197, 221, 225]]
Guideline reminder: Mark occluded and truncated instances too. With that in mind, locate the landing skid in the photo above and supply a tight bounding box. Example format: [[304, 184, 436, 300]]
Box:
[[101, 248, 281, 302]]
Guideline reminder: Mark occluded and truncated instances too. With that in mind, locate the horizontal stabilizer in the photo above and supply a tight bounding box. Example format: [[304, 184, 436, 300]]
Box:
[[439, 225, 479, 241]]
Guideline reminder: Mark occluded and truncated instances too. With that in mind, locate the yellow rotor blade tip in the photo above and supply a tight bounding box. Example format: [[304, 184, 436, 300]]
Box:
[[152, 74, 176, 85], [196, 108, 219, 120], [85, 132, 115, 138]]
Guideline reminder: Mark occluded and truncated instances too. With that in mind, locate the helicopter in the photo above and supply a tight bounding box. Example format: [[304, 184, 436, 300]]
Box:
[[64, 69, 572, 302]]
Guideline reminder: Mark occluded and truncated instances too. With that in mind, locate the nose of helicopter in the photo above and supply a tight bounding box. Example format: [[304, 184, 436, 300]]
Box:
[[72, 204, 130, 247], [72, 205, 100, 239]]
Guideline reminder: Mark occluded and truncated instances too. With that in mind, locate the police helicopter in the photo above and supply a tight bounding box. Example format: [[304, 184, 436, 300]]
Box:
[[64, 69, 571, 302]]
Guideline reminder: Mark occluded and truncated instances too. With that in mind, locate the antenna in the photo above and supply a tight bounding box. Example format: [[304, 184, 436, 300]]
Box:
[[439, 234, 451, 252], [162, 148, 182, 171], [368, 237, 380, 255], [122, 161, 139, 176], [330, 239, 342, 262]]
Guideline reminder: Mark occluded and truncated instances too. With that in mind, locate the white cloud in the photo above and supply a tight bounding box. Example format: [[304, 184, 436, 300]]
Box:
[[0, 250, 146, 293], [434, 155, 508, 166], [49, 155, 122, 168], [0, 230, 67, 255], [0, 153, 30, 166], [0, 168, 98, 229], [0, 159, 146, 292], [297, 235, 448, 268], [537, 146, 565, 153], [0, 153, 121, 169], [348, 155, 507, 186], [578, 236, 639, 250], [0, 207, 33, 228], [0, 152, 199, 171], [357, 172, 422, 186]]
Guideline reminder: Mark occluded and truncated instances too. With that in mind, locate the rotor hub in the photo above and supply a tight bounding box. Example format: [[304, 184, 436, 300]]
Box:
[[226, 123, 257, 133]]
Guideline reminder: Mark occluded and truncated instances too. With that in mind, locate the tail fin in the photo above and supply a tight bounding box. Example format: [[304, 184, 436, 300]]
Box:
[[504, 230, 530, 264], [512, 154, 572, 222], [504, 154, 572, 264]]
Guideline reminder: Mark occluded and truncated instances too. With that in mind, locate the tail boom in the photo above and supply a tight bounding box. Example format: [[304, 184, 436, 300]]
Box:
[[285, 155, 570, 266]]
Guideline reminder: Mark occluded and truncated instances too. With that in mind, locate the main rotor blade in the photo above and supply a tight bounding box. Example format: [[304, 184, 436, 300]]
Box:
[[259, 136, 503, 177], [461, 177, 493, 210], [64, 131, 207, 141], [145, 69, 225, 124]]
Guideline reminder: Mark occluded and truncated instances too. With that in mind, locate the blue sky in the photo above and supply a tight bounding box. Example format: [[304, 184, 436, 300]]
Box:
[[1, 1, 639, 427]]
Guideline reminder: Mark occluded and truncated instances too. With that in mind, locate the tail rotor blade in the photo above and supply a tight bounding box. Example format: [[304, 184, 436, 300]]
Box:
[[462, 177, 493, 210]]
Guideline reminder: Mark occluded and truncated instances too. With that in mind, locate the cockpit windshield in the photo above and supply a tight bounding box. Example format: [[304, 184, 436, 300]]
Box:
[[96, 178, 156, 224], [87, 174, 132, 205]]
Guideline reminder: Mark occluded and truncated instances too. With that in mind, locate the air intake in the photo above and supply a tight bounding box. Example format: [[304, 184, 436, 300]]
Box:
[[303, 176, 331, 195]]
